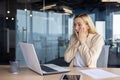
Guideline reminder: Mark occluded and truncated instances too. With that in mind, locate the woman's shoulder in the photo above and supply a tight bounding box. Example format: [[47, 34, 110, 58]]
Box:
[[89, 33, 104, 41], [89, 33, 102, 37]]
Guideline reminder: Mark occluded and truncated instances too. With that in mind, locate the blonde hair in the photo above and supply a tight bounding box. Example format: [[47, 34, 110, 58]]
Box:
[[74, 13, 98, 34]]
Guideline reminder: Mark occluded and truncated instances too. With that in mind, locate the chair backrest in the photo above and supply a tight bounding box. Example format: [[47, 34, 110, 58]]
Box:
[[97, 45, 110, 67]]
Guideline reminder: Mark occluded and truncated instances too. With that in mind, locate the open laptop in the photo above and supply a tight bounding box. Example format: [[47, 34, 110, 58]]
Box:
[[19, 42, 69, 75]]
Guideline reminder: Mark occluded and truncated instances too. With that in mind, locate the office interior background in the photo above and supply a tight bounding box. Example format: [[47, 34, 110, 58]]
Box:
[[0, 0, 120, 67]]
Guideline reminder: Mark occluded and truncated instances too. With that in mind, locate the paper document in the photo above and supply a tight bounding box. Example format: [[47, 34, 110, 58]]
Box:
[[80, 69, 119, 79]]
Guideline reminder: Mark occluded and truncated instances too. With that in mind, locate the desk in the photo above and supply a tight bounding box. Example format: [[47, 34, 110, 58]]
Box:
[[0, 65, 120, 80]]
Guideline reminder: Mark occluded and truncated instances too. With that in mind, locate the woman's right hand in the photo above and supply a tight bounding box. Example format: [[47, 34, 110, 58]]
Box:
[[74, 31, 80, 48], [74, 28, 87, 44]]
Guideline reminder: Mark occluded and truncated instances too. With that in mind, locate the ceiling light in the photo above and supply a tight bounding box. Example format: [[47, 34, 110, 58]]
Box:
[[6, 17, 8, 20], [7, 10, 10, 14], [63, 8, 73, 14], [102, 0, 120, 3], [30, 14, 32, 17], [7, 0, 10, 14], [40, 4, 56, 10], [11, 17, 14, 20], [24, 8, 27, 11]]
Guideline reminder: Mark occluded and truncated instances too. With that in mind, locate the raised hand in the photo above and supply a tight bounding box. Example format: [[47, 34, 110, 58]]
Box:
[[75, 28, 88, 45]]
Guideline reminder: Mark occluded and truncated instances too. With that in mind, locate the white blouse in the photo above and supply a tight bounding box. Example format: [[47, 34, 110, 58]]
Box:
[[74, 51, 86, 67]]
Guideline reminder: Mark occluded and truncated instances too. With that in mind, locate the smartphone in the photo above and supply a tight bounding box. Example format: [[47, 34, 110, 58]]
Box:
[[61, 74, 81, 80]]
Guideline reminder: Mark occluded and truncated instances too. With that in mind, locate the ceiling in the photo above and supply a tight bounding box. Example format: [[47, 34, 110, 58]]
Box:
[[31, 0, 104, 10], [17, 0, 120, 13], [17, 0, 42, 3]]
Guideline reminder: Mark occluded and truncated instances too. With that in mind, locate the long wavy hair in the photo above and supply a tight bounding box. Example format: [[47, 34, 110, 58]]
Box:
[[73, 13, 98, 35]]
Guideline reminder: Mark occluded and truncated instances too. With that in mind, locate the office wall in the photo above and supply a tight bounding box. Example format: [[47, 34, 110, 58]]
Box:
[[96, 21, 105, 39], [0, 1, 6, 15], [73, 6, 120, 44]]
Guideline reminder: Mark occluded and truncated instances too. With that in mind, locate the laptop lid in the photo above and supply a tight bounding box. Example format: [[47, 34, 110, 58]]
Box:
[[19, 42, 69, 75], [19, 42, 43, 75]]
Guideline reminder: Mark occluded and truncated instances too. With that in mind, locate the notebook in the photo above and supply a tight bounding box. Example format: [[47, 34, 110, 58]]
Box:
[[19, 42, 69, 75]]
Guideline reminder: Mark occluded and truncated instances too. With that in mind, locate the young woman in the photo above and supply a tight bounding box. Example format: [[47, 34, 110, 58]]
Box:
[[64, 13, 104, 68]]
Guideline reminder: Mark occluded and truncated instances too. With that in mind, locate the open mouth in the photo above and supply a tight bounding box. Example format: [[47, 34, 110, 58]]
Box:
[[76, 31, 79, 34], [74, 30, 79, 34]]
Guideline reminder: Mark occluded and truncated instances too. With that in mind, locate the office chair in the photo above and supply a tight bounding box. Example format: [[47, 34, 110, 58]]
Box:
[[97, 45, 110, 67]]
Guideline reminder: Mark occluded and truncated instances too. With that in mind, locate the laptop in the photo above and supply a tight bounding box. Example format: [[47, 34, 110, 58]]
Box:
[[19, 42, 70, 75]]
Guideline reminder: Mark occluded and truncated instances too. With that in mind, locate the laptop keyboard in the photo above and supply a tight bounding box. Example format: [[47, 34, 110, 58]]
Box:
[[41, 65, 58, 72]]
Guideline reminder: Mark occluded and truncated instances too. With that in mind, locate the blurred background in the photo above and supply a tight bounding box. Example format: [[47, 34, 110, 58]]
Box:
[[0, 0, 120, 67]]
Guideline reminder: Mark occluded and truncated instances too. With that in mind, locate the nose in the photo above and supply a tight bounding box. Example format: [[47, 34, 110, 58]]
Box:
[[74, 25, 79, 31]]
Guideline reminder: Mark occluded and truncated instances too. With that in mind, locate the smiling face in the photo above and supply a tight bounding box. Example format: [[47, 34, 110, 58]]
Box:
[[73, 17, 89, 33]]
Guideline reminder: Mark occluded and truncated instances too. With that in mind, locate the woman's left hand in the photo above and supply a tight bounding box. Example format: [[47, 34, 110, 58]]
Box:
[[75, 28, 88, 44]]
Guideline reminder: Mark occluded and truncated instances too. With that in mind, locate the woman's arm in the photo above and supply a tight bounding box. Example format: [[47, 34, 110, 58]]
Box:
[[78, 34, 104, 67], [64, 35, 78, 63]]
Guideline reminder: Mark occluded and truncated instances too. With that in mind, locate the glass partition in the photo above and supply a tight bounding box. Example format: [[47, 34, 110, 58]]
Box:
[[113, 13, 120, 42], [16, 9, 30, 65], [16, 10, 70, 65]]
